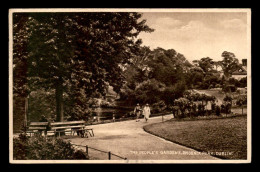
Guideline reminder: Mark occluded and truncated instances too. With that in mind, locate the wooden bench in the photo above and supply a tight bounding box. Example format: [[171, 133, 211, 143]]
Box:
[[49, 121, 94, 138], [26, 122, 49, 136], [26, 121, 94, 138]]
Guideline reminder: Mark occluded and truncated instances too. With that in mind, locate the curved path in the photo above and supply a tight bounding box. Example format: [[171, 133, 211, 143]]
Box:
[[65, 115, 218, 160]]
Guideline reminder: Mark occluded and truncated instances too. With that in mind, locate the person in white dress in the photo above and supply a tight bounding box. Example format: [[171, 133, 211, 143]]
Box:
[[143, 104, 151, 122]]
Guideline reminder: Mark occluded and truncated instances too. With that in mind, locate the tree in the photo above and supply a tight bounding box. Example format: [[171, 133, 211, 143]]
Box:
[[186, 67, 204, 88], [161, 81, 187, 106], [13, 12, 153, 122], [147, 48, 191, 86], [120, 47, 191, 106], [134, 79, 166, 104], [174, 97, 189, 118], [198, 57, 214, 73], [204, 74, 221, 89], [236, 96, 246, 115], [212, 61, 222, 71], [239, 77, 247, 88], [220, 51, 239, 79], [121, 46, 152, 90], [223, 95, 233, 116]]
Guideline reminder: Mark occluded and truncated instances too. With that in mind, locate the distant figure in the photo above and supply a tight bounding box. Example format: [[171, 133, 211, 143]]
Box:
[[143, 104, 151, 122], [134, 103, 142, 122], [112, 113, 116, 122]]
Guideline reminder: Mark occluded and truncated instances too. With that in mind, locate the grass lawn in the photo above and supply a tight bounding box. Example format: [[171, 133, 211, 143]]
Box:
[[194, 89, 225, 102], [144, 115, 247, 159]]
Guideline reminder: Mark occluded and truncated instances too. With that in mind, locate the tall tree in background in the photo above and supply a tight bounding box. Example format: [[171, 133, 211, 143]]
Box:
[[120, 47, 192, 106], [122, 46, 152, 89], [198, 57, 214, 74], [212, 61, 222, 71], [13, 12, 153, 122], [220, 51, 239, 79], [148, 48, 191, 86]]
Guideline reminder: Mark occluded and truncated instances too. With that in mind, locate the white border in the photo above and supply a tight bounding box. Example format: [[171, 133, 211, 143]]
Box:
[[9, 9, 14, 163], [246, 9, 252, 163], [9, 8, 251, 13]]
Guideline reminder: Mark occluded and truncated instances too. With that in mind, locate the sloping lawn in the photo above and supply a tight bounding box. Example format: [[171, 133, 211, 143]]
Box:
[[195, 89, 226, 102], [143, 116, 247, 159]]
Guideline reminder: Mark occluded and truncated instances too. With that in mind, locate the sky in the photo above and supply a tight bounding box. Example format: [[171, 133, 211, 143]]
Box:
[[138, 12, 248, 63]]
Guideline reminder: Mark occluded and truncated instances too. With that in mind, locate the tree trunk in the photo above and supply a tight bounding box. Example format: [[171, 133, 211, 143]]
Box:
[[55, 78, 64, 122], [55, 78, 65, 136], [24, 95, 28, 128]]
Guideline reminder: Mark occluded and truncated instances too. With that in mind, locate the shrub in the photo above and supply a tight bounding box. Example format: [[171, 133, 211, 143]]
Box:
[[239, 77, 247, 88], [13, 133, 88, 160], [236, 95, 247, 106], [220, 104, 225, 113], [211, 102, 216, 112], [228, 78, 239, 86], [152, 100, 167, 113], [119, 84, 134, 101], [236, 96, 247, 115], [222, 84, 237, 93], [220, 103, 231, 114], [73, 150, 89, 160], [67, 104, 93, 121], [174, 97, 190, 118], [215, 105, 221, 116], [215, 84, 221, 88], [134, 79, 166, 105], [168, 105, 180, 118], [226, 103, 232, 114], [161, 82, 187, 106], [200, 82, 210, 89], [243, 96, 247, 105], [223, 95, 233, 102], [208, 84, 214, 89], [197, 103, 205, 116]]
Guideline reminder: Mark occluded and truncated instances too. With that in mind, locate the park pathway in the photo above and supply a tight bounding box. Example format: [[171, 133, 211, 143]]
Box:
[[65, 115, 218, 160]]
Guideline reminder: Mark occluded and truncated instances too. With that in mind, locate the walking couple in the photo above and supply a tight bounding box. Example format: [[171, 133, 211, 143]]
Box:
[[134, 103, 151, 122]]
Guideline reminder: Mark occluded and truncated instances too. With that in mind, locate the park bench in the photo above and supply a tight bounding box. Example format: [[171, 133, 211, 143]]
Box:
[[26, 121, 94, 138], [49, 121, 94, 138], [26, 122, 48, 136]]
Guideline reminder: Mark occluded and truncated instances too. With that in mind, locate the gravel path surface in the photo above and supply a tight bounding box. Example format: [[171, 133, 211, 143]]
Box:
[[65, 115, 218, 161]]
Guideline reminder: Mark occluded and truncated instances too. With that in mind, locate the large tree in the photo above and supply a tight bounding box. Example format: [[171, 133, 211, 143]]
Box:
[[120, 47, 192, 106], [13, 12, 153, 122], [220, 51, 239, 79], [147, 48, 192, 86], [198, 57, 214, 74]]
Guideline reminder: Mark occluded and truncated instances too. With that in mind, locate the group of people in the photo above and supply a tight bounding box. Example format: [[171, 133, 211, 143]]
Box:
[[133, 103, 151, 122]]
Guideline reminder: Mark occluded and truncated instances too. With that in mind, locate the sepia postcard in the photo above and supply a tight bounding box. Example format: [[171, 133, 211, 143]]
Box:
[[9, 8, 251, 164]]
